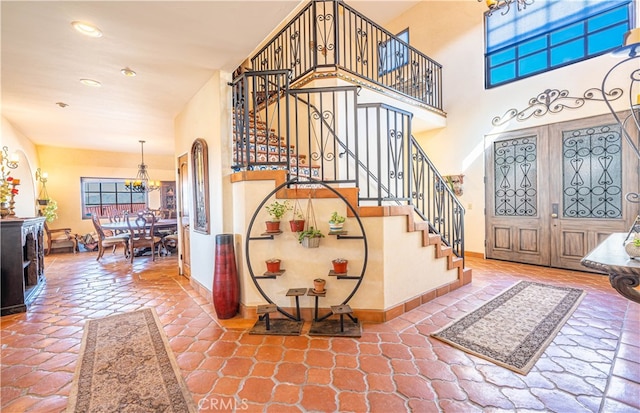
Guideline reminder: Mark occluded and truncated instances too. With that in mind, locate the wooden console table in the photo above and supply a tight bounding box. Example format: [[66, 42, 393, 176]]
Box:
[[581, 233, 640, 304], [1, 217, 46, 315]]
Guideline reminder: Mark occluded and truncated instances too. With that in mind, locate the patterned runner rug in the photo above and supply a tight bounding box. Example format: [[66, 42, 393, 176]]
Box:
[[67, 308, 196, 412], [431, 281, 585, 375]]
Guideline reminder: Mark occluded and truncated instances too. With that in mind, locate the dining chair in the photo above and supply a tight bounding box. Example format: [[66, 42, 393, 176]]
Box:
[[107, 209, 128, 235], [91, 213, 129, 261], [126, 212, 162, 262]]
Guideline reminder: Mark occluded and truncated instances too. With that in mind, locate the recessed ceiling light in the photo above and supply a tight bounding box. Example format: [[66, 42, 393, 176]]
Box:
[[71, 21, 103, 38], [55, 102, 69, 108], [80, 78, 102, 87], [120, 67, 137, 77]]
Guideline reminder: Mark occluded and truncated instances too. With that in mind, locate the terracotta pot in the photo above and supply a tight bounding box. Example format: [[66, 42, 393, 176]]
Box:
[[289, 219, 305, 232], [266, 259, 281, 273], [265, 221, 281, 233], [313, 278, 326, 293], [332, 259, 348, 274]]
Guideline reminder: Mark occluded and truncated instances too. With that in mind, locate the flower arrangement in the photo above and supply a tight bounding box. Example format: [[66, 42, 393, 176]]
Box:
[[0, 176, 18, 204]]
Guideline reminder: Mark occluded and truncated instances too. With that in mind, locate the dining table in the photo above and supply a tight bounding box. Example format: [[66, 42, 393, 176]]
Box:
[[100, 218, 178, 233]]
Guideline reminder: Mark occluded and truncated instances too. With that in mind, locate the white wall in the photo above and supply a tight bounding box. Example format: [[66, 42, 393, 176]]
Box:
[[1, 117, 40, 218], [175, 71, 234, 290], [383, 0, 639, 255]]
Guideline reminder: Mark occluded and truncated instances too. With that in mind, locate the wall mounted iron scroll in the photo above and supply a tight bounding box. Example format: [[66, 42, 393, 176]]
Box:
[[491, 87, 623, 126]]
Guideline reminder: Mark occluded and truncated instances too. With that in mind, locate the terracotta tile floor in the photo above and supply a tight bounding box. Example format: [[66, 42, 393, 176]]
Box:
[[1, 252, 639, 412]]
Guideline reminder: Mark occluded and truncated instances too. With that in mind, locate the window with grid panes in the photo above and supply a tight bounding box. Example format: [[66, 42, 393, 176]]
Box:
[[81, 178, 147, 219], [484, 0, 633, 88]]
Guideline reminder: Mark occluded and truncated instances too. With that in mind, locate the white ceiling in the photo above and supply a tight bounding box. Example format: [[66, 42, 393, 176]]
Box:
[[1, 0, 421, 156]]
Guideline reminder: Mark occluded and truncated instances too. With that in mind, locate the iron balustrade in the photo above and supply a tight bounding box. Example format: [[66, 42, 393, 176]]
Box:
[[231, 73, 464, 258], [250, 0, 443, 112], [410, 137, 465, 258]]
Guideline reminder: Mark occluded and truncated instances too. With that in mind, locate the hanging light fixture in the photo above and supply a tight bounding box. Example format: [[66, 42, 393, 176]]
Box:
[[125, 140, 160, 192], [479, 0, 534, 16]]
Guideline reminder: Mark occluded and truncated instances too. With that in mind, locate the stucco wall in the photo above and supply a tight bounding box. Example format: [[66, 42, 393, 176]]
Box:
[[383, 1, 640, 255]]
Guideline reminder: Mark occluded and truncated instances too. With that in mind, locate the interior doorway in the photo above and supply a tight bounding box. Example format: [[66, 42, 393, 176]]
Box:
[[485, 112, 639, 271], [177, 153, 191, 278]]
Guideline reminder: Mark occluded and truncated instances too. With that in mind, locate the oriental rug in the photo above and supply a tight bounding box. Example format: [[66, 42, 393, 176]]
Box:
[[67, 308, 196, 412], [431, 281, 585, 375]]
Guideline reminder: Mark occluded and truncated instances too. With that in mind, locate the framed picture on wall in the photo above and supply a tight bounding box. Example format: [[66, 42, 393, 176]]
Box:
[[191, 138, 210, 234]]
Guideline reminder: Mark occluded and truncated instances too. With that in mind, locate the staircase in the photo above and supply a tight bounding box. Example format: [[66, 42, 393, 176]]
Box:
[[233, 113, 320, 179]]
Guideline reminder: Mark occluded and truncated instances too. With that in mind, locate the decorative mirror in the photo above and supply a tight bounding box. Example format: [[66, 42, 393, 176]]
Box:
[[191, 138, 210, 234]]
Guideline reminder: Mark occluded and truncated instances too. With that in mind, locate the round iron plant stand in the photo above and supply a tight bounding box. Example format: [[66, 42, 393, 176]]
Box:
[[245, 177, 368, 321]]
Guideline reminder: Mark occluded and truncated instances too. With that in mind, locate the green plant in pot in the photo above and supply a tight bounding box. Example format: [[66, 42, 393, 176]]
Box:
[[298, 226, 324, 248], [41, 199, 58, 223], [264, 200, 291, 232], [328, 211, 346, 232]]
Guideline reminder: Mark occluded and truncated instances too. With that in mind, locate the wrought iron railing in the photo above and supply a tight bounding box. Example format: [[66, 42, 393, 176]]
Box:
[[410, 136, 465, 258], [231, 72, 463, 257], [250, 0, 443, 112]]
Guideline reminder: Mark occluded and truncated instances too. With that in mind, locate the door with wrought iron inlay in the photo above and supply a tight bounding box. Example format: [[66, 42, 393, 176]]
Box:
[[548, 114, 637, 271], [485, 127, 551, 266], [485, 113, 638, 271]]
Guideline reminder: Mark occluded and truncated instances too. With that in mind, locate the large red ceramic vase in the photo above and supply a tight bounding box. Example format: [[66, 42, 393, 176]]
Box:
[[213, 234, 239, 319]]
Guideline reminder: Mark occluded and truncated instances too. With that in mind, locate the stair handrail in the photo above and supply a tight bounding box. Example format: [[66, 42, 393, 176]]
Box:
[[249, 0, 443, 112], [409, 135, 465, 258]]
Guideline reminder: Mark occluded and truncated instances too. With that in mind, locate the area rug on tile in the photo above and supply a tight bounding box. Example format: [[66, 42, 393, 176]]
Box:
[[67, 307, 196, 412], [431, 281, 585, 375]]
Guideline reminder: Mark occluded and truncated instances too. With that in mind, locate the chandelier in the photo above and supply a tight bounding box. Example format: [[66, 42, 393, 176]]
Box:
[[125, 140, 160, 192], [479, 0, 534, 16]]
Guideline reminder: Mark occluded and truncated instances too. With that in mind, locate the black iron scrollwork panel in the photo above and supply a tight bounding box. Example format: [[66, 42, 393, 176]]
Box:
[[388, 129, 404, 181], [562, 124, 622, 219], [315, 12, 335, 59], [310, 109, 336, 162], [494, 137, 538, 216], [290, 31, 300, 70], [492, 88, 623, 126], [356, 28, 368, 65]]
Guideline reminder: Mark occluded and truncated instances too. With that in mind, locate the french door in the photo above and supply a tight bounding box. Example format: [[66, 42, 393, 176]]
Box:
[[485, 113, 639, 271]]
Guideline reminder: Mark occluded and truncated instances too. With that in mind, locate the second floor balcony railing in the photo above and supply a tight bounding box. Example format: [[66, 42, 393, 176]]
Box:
[[250, 0, 443, 113]]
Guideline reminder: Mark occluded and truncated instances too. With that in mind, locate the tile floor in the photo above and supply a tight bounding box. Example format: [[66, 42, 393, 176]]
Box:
[[1, 251, 639, 412]]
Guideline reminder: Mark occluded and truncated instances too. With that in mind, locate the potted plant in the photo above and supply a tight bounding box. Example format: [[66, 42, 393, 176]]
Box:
[[298, 226, 324, 248], [265, 258, 281, 273], [329, 211, 346, 232], [624, 233, 640, 259], [288, 209, 305, 232], [332, 258, 348, 274], [42, 199, 58, 223], [264, 200, 291, 232], [313, 278, 326, 293]]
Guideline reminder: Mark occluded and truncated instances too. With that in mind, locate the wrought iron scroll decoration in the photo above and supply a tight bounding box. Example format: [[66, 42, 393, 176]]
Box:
[[491, 88, 623, 126]]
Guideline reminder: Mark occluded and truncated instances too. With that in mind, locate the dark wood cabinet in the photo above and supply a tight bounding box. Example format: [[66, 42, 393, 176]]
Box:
[[1, 217, 46, 316]]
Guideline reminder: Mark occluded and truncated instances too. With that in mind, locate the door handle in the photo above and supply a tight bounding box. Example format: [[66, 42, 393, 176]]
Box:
[[551, 203, 559, 219]]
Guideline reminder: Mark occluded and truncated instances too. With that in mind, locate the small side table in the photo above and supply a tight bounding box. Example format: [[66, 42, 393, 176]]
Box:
[[286, 288, 307, 321], [307, 288, 326, 321]]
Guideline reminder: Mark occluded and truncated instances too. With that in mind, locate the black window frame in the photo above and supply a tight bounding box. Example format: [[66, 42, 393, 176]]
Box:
[[81, 177, 148, 219], [484, 1, 634, 89]]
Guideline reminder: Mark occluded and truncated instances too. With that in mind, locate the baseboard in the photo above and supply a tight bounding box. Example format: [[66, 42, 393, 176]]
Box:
[[190, 274, 467, 324]]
